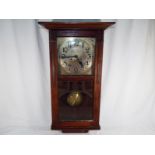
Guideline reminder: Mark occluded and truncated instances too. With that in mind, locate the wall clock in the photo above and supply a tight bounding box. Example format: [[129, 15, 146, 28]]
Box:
[[39, 22, 114, 133]]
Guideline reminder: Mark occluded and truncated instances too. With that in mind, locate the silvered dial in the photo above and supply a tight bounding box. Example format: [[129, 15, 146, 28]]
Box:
[[57, 37, 96, 75]]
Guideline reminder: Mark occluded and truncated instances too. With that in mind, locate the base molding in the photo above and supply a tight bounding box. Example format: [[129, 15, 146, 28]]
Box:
[[62, 129, 89, 133], [51, 124, 100, 133]]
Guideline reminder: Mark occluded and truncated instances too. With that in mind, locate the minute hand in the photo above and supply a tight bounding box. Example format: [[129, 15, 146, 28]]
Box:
[[61, 55, 78, 59]]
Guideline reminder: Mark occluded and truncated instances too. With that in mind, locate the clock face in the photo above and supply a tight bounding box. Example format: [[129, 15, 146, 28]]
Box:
[[57, 37, 96, 75]]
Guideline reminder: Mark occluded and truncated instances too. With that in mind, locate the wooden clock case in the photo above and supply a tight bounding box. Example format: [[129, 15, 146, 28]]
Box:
[[38, 22, 114, 133]]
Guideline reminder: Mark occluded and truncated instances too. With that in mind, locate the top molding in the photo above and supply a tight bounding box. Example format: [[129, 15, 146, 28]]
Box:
[[38, 22, 115, 30]]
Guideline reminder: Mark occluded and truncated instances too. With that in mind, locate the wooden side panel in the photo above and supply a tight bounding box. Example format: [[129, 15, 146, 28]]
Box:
[[49, 30, 59, 126], [93, 30, 104, 127]]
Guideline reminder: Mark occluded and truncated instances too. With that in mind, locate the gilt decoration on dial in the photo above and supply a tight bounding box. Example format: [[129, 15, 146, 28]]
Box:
[[57, 37, 96, 75]]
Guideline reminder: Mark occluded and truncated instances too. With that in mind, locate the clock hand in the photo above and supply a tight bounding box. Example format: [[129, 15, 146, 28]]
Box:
[[75, 56, 84, 68], [61, 55, 78, 59]]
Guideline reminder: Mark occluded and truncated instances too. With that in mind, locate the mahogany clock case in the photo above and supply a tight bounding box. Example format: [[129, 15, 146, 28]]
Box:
[[38, 22, 115, 133]]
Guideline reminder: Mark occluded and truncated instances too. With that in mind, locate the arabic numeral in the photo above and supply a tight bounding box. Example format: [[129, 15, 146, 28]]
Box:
[[64, 61, 67, 66], [63, 47, 68, 53], [82, 42, 84, 48], [85, 47, 90, 52], [74, 39, 79, 46], [68, 42, 72, 48], [61, 54, 66, 58], [88, 54, 91, 58], [74, 67, 78, 73]]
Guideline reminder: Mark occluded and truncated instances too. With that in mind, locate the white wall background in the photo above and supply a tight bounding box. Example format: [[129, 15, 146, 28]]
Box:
[[0, 19, 155, 134]]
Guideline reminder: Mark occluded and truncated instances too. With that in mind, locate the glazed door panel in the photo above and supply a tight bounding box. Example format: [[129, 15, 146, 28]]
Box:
[[49, 29, 103, 130]]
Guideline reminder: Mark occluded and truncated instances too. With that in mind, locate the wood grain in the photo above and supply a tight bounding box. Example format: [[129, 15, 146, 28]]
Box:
[[39, 22, 115, 30], [38, 22, 115, 133]]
